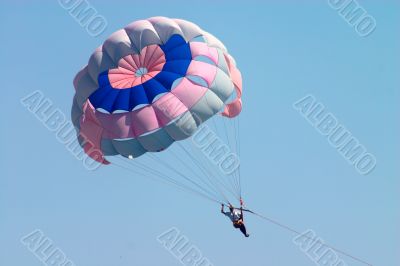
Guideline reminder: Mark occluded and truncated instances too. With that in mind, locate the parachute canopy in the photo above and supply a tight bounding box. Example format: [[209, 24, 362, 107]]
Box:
[[72, 17, 242, 165]]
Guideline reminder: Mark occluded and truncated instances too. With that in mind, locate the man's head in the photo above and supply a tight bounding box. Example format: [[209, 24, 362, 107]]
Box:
[[229, 204, 234, 212]]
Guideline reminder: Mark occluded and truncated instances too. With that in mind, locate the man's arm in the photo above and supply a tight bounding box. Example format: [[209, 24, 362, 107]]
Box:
[[221, 204, 225, 214]]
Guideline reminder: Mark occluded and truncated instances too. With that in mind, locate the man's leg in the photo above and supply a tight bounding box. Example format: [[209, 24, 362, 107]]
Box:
[[239, 224, 249, 237]]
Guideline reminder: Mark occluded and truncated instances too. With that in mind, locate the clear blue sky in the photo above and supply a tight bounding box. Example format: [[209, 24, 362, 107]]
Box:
[[1, 1, 398, 266]]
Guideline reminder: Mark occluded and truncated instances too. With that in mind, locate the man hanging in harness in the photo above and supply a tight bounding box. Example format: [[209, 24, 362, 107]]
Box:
[[221, 199, 249, 237]]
